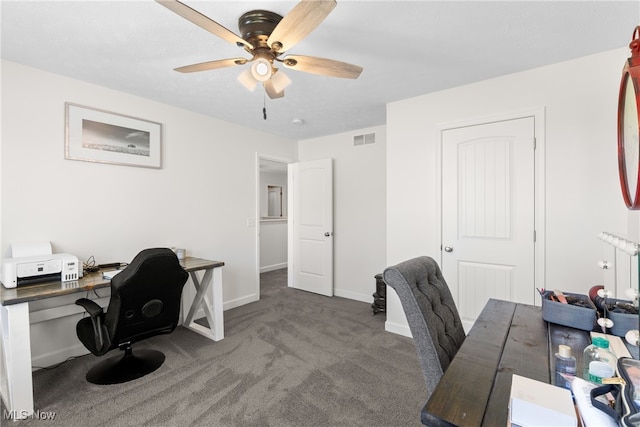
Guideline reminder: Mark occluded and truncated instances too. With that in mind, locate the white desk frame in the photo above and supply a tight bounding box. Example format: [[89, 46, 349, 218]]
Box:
[[182, 265, 224, 341], [0, 257, 224, 420], [0, 303, 33, 420]]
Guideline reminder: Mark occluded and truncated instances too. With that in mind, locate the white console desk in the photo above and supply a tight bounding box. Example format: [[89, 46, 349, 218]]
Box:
[[0, 256, 224, 419]]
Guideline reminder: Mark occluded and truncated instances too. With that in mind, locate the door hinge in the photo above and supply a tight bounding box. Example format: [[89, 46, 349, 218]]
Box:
[[534, 230, 537, 242], [533, 137, 537, 151]]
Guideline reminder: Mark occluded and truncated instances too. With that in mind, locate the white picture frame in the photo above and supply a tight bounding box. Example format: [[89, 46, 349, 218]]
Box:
[[65, 102, 161, 168]]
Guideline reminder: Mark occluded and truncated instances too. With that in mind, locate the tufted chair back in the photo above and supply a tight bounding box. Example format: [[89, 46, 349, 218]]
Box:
[[383, 256, 466, 397]]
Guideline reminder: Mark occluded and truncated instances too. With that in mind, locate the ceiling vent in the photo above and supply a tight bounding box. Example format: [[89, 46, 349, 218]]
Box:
[[353, 132, 376, 146]]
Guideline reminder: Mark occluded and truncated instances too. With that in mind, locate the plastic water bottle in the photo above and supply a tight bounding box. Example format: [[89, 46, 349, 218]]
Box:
[[583, 337, 616, 384], [554, 345, 576, 389]]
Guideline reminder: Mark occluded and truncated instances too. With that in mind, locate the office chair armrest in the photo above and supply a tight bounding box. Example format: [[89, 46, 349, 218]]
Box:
[[75, 298, 110, 352], [75, 298, 103, 317]]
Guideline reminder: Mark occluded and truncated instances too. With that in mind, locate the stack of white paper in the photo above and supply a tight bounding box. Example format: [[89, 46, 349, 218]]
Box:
[[510, 374, 576, 427]]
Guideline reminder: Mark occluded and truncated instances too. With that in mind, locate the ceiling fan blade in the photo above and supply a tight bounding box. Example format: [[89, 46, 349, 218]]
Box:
[[156, 0, 253, 49], [264, 80, 285, 99], [282, 55, 363, 79], [267, 0, 336, 53], [175, 58, 247, 73]]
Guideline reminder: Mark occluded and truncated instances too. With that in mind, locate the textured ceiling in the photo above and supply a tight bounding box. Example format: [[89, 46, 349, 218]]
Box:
[[2, 1, 639, 140]]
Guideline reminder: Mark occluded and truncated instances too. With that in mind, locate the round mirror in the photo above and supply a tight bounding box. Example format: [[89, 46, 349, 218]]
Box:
[[618, 27, 640, 209], [618, 72, 640, 209]]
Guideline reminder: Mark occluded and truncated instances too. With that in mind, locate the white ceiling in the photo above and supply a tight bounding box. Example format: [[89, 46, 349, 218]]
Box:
[[2, 1, 638, 140]]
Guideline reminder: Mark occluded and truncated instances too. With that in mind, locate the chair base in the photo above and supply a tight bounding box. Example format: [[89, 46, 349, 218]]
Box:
[[86, 348, 165, 385]]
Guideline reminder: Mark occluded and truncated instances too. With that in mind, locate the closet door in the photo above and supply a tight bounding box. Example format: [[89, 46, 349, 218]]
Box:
[[441, 117, 535, 325]]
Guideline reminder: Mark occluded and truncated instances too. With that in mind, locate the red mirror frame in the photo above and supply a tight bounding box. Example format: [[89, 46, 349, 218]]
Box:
[[618, 26, 640, 209]]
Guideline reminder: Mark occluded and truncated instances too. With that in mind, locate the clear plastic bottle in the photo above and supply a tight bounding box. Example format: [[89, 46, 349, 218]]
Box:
[[554, 344, 576, 389], [583, 337, 617, 384]]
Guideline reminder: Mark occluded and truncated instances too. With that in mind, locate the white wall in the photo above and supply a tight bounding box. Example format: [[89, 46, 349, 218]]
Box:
[[386, 47, 639, 336], [298, 125, 386, 302], [259, 220, 287, 272], [2, 60, 297, 364]]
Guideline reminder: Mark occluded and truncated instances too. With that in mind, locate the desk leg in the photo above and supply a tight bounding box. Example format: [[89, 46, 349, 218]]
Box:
[[183, 267, 224, 341], [0, 303, 34, 420]]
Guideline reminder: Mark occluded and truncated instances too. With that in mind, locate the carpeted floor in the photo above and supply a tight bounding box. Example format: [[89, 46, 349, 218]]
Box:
[[5, 269, 426, 426]]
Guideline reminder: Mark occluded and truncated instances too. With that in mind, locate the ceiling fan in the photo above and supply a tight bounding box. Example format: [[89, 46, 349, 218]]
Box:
[[156, 0, 363, 99]]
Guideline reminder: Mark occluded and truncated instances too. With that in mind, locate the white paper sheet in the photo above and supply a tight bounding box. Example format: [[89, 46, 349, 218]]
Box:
[[10, 241, 52, 258], [590, 332, 633, 359], [571, 376, 618, 427]]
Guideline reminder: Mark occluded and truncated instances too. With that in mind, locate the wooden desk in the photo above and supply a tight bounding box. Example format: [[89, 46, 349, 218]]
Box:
[[0, 256, 223, 419], [421, 299, 552, 427]]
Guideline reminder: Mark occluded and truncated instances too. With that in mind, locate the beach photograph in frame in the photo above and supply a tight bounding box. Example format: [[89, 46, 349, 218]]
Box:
[[65, 103, 161, 168]]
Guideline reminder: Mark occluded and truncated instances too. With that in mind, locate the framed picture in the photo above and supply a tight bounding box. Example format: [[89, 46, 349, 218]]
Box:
[[65, 103, 161, 168]]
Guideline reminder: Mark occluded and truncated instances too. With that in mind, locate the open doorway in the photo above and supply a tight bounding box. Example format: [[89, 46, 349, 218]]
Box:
[[257, 156, 290, 298]]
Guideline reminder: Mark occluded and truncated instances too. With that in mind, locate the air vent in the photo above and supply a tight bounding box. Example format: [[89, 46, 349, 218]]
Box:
[[353, 132, 376, 146]]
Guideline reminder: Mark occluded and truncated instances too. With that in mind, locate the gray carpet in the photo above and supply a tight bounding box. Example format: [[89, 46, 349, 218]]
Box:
[[7, 269, 426, 426]]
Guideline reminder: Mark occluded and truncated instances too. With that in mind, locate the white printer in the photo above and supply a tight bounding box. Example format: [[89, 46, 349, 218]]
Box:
[[1, 241, 80, 288]]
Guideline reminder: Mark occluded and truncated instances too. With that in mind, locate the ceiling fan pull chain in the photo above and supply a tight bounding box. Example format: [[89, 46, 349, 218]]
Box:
[[263, 92, 267, 120]]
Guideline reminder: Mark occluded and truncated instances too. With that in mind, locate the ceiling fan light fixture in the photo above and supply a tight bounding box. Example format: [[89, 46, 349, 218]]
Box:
[[237, 68, 258, 91], [269, 69, 292, 94], [264, 79, 284, 99], [251, 58, 273, 82]]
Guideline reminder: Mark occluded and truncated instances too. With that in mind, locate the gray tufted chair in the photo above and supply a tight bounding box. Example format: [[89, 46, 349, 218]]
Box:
[[383, 256, 466, 397]]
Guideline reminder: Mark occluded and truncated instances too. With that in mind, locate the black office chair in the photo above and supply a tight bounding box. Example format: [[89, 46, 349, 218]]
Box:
[[75, 248, 188, 385]]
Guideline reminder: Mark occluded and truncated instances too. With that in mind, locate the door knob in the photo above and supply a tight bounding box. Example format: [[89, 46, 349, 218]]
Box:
[[324, 232, 332, 237], [444, 246, 453, 253]]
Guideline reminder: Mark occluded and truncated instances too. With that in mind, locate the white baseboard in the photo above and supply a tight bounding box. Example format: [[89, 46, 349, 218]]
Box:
[[462, 319, 474, 334], [385, 320, 412, 338], [334, 288, 372, 304], [260, 263, 287, 273], [183, 293, 258, 320], [32, 344, 89, 370], [223, 293, 258, 311]]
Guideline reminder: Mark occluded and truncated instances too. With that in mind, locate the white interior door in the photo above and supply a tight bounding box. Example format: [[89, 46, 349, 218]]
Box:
[[288, 159, 334, 296], [441, 117, 535, 326]]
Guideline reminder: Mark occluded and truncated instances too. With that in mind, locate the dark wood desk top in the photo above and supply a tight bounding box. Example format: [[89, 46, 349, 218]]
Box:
[[422, 298, 640, 426], [422, 299, 550, 427], [0, 257, 224, 306]]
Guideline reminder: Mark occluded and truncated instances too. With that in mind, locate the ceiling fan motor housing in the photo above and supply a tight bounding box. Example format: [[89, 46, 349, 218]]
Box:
[[238, 10, 283, 49]]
